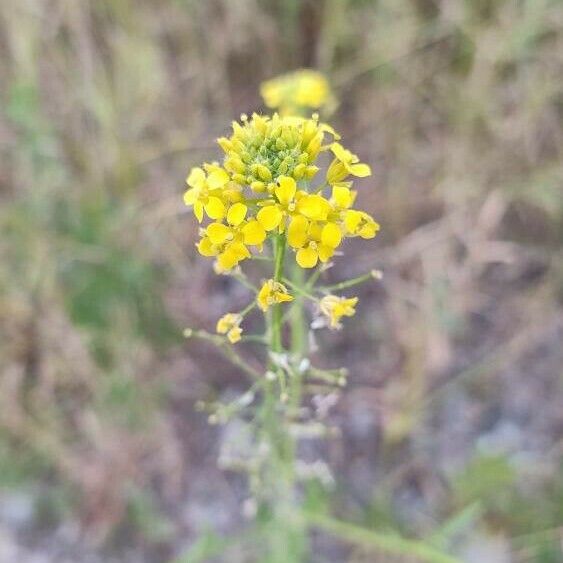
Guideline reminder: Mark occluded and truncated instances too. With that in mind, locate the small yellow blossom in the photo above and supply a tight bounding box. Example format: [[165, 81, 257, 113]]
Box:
[[197, 203, 267, 271], [183, 165, 241, 222], [260, 69, 333, 116], [319, 295, 359, 329], [257, 279, 294, 312], [216, 313, 243, 343], [287, 215, 342, 268], [256, 175, 304, 232], [326, 143, 371, 185], [343, 209, 380, 239]]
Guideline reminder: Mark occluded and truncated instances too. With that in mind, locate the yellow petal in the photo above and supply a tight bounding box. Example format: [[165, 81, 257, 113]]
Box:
[[359, 220, 380, 239], [275, 292, 294, 304], [224, 187, 243, 203], [349, 163, 371, 177], [227, 327, 242, 344], [257, 282, 271, 311], [227, 202, 247, 226], [183, 188, 198, 206], [319, 123, 340, 140], [275, 176, 297, 206], [242, 220, 266, 246], [194, 201, 204, 223], [228, 241, 251, 260], [186, 167, 206, 188], [296, 246, 318, 268], [257, 205, 283, 231], [207, 168, 230, 189], [318, 244, 334, 263], [330, 142, 351, 163], [307, 222, 323, 242], [297, 194, 330, 221], [218, 243, 250, 271], [326, 161, 347, 185], [217, 251, 239, 271], [331, 185, 354, 208], [287, 215, 309, 248], [197, 237, 215, 257], [204, 197, 226, 220], [206, 223, 231, 245], [321, 223, 342, 249], [344, 210, 362, 233]]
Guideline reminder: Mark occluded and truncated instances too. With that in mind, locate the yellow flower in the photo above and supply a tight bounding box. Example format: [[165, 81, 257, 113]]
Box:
[[197, 202, 267, 271], [256, 175, 304, 232], [260, 69, 333, 116], [319, 295, 358, 329], [183, 165, 241, 222], [296, 193, 331, 221], [326, 143, 371, 185], [343, 209, 380, 239], [216, 313, 243, 343], [287, 215, 342, 268], [329, 184, 356, 211], [257, 279, 294, 312]]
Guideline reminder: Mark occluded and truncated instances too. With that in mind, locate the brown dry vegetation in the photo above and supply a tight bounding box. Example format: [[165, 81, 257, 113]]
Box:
[[0, 0, 562, 561]]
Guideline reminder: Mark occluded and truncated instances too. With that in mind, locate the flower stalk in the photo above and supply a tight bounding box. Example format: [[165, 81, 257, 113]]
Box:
[[182, 105, 381, 561]]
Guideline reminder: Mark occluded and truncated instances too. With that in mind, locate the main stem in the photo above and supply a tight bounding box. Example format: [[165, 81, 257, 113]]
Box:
[[290, 262, 306, 356], [271, 233, 286, 355]]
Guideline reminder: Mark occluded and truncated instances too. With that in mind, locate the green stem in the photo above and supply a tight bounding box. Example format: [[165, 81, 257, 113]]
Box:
[[320, 270, 379, 292], [283, 276, 317, 302], [288, 262, 307, 411], [183, 329, 261, 380], [233, 272, 258, 292], [271, 234, 286, 354], [291, 263, 311, 356]]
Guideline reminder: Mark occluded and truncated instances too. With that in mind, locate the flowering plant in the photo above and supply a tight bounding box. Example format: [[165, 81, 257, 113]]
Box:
[[183, 76, 384, 558]]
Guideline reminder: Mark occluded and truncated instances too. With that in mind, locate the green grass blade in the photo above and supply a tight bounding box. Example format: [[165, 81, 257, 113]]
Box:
[[305, 512, 462, 563]]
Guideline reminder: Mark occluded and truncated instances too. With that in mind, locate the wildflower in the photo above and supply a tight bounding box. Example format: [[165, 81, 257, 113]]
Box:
[[197, 203, 266, 271], [256, 175, 303, 232], [287, 215, 342, 268], [319, 295, 359, 329], [343, 209, 380, 239], [216, 313, 243, 343], [183, 165, 241, 222], [327, 184, 380, 240], [296, 193, 332, 221], [257, 279, 294, 311], [260, 69, 333, 116], [326, 143, 371, 185]]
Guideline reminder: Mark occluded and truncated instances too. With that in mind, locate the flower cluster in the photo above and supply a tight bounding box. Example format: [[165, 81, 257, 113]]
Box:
[[260, 69, 334, 116], [184, 113, 379, 272]]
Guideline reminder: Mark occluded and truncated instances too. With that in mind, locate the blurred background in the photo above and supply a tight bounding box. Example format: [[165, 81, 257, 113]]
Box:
[[1, 0, 562, 561]]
